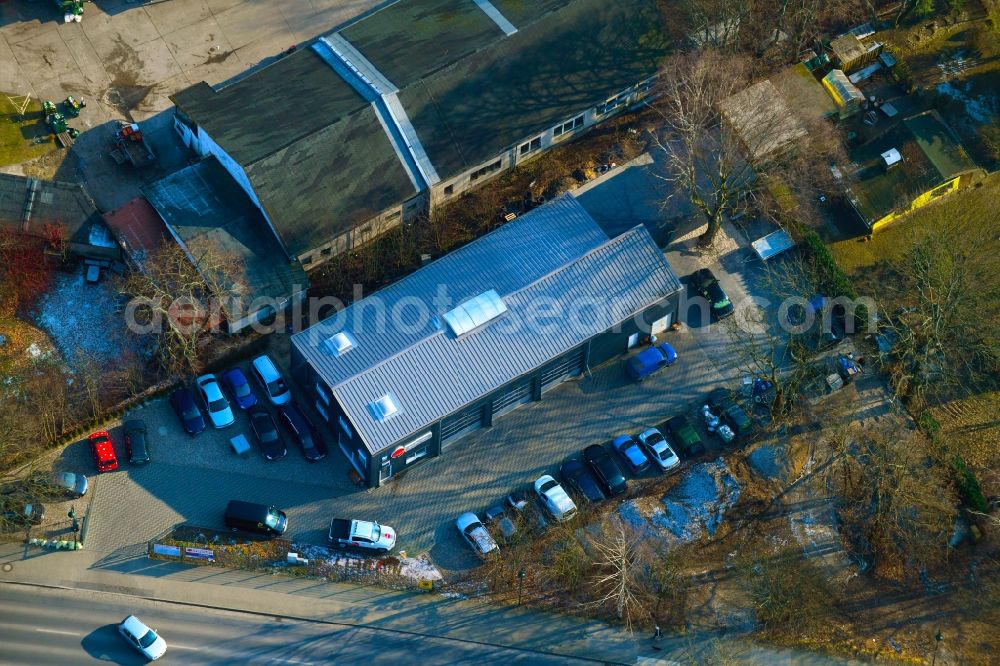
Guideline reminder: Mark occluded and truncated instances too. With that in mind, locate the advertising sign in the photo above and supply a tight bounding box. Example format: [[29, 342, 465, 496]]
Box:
[[184, 547, 215, 562], [152, 544, 182, 558]]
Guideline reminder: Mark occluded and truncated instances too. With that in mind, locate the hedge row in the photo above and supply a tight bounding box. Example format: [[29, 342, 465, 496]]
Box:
[[919, 411, 988, 513]]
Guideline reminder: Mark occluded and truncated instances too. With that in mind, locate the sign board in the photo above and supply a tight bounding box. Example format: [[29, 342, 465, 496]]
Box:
[[184, 547, 215, 562], [152, 544, 182, 558], [418, 580, 434, 591]]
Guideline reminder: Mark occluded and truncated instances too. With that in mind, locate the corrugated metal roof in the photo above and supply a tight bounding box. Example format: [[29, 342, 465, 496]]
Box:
[[292, 195, 681, 454]]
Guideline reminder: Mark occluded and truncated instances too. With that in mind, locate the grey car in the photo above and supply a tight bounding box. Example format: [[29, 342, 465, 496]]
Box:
[[50, 471, 88, 498]]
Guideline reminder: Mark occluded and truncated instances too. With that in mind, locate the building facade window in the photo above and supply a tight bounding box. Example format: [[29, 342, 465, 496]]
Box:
[[519, 137, 542, 156], [597, 92, 630, 115], [470, 159, 502, 181], [444, 184, 454, 195], [554, 115, 585, 137]]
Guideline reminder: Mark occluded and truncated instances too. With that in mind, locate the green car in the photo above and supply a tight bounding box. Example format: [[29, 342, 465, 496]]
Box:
[[665, 415, 705, 457]]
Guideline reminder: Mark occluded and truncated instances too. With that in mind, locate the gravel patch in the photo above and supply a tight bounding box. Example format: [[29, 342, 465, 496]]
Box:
[[618, 460, 741, 545], [747, 443, 790, 482], [34, 269, 136, 365]]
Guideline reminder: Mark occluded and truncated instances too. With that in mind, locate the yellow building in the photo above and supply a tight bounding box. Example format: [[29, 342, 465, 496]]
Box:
[[844, 111, 983, 231]]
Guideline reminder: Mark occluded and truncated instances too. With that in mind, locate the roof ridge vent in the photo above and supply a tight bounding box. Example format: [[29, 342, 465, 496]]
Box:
[[324, 331, 357, 356], [442, 289, 507, 337], [368, 392, 400, 422]]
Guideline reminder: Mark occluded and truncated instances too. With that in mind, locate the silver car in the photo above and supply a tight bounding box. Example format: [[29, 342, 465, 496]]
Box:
[[196, 374, 235, 429], [455, 512, 499, 558], [118, 615, 167, 661]]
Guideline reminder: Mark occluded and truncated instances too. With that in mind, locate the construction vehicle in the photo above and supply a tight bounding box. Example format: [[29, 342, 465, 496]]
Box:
[[46, 111, 67, 134], [42, 100, 57, 116], [56, 0, 84, 23], [109, 121, 156, 167], [64, 96, 86, 117]]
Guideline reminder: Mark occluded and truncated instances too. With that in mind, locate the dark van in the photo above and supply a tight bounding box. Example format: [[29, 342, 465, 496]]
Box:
[[224, 500, 288, 536]]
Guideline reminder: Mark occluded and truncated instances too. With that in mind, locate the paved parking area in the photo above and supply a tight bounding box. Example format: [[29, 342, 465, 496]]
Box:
[[59, 324, 727, 573]]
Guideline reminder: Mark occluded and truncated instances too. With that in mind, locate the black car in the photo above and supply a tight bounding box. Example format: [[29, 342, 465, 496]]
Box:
[[559, 459, 606, 503], [691, 268, 734, 320], [170, 388, 206, 436], [582, 444, 627, 496], [249, 409, 287, 461], [707, 388, 754, 439], [279, 402, 327, 462], [123, 419, 150, 465]]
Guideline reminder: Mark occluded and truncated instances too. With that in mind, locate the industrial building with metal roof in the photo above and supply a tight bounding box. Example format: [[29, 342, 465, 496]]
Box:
[[169, 0, 668, 270], [289, 195, 682, 487]]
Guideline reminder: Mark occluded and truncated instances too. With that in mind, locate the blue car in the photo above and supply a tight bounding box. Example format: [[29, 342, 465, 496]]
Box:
[[222, 367, 257, 410], [170, 388, 206, 436], [611, 435, 650, 475], [625, 342, 677, 381]]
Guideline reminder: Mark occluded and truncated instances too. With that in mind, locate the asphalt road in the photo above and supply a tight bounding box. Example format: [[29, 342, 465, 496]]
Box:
[[0, 584, 588, 666]]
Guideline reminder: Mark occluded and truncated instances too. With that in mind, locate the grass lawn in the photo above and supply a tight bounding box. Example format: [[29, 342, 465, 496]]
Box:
[[828, 171, 1000, 274], [0, 94, 56, 167]]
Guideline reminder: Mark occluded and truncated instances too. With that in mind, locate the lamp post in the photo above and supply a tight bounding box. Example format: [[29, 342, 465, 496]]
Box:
[[517, 568, 526, 606], [931, 630, 943, 666]]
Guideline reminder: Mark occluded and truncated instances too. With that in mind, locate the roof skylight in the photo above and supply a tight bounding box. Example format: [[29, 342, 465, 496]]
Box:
[[368, 393, 400, 421], [324, 331, 356, 356], [442, 289, 507, 337]]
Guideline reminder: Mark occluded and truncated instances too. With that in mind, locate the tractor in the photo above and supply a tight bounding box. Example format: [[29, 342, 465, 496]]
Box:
[[64, 96, 86, 117], [55, 0, 84, 23]]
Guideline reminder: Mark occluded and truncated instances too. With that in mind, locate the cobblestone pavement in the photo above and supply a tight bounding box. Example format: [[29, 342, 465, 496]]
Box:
[[69, 325, 726, 573]]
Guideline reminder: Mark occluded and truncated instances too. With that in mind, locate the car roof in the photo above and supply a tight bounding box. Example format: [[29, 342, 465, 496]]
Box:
[[455, 512, 481, 529], [223, 367, 247, 381], [120, 615, 149, 634], [252, 354, 279, 378], [173, 387, 195, 403]]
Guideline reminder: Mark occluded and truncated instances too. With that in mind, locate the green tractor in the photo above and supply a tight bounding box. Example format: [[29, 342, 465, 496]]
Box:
[[64, 96, 86, 117], [42, 100, 58, 116], [46, 112, 67, 134], [55, 0, 84, 23]]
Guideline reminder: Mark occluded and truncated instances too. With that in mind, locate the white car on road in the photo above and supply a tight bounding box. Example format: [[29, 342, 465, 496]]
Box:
[[455, 512, 499, 558], [637, 428, 681, 473], [196, 374, 235, 428], [118, 615, 167, 661], [533, 475, 577, 522]]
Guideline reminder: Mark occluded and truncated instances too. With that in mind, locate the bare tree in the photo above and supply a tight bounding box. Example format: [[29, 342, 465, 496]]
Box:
[[589, 520, 649, 631], [877, 218, 1000, 408], [649, 50, 816, 247], [833, 423, 958, 577], [117, 242, 247, 374]]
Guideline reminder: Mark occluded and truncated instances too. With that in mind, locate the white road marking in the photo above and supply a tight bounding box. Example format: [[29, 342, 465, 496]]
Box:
[[274, 659, 314, 665], [34, 628, 78, 636]]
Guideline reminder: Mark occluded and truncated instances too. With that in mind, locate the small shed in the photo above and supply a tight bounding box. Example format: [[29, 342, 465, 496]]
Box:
[[830, 33, 883, 73], [750, 229, 795, 261], [822, 70, 865, 118]]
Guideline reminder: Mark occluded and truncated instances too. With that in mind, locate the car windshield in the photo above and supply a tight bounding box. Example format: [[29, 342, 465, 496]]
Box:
[[209, 399, 227, 412], [653, 442, 671, 459], [267, 378, 287, 396], [234, 382, 251, 397], [646, 432, 664, 447], [539, 479, 557, 494], [264, 509, 282, 529], [138, 629, 158, 648]]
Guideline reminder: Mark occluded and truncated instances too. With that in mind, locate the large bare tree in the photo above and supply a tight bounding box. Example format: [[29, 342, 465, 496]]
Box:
[[649, 50, 814, 247], [117, 242, 247, 374], [877, 217, 1000, 408], [832, 423, 958, 577]]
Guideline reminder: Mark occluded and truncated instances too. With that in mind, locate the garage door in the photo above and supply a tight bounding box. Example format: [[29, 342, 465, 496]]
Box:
[[491, 379, 534, 418], [540, 350, 585, 393], [441, 404, 486, 447], [651, 313, 673, 335]]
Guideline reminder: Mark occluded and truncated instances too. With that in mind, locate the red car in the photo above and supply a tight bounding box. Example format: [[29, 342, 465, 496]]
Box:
[[89, 430, 119, 473]]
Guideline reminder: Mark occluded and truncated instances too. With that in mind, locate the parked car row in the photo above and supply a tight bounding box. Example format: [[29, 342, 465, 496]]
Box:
[[452, 384, 758, 559], [168, 355, 326, 463], [86, 419, 151, 474]]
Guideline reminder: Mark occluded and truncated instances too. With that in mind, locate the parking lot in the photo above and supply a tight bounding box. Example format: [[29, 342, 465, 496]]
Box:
[[48, 318, 728, 572]]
